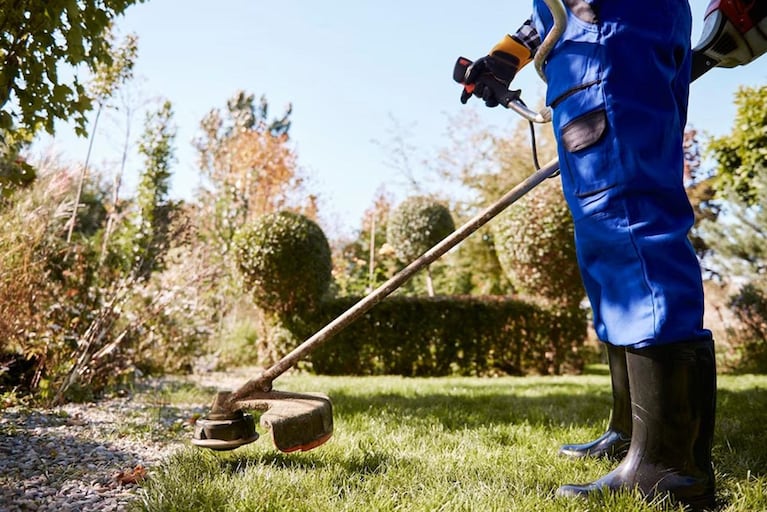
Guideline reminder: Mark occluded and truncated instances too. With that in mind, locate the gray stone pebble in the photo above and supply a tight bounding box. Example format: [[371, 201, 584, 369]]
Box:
[[0, 390, 209, 512]]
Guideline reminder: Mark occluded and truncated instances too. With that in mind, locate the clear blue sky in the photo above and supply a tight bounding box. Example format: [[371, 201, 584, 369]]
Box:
[[34, 0, 767, 239]]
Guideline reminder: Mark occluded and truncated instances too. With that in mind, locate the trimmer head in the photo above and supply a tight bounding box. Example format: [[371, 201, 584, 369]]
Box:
[[191, 390, 333, 453], [191, 409, 260, 451]]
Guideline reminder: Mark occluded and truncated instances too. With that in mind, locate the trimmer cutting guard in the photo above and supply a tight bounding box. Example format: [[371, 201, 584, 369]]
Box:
[[249, 391, 334, 452], [192, 390, 333, 453]]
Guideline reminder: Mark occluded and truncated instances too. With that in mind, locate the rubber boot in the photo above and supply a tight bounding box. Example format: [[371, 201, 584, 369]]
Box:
[[556, 339, 717, 511], [559, 343, 631, 460]]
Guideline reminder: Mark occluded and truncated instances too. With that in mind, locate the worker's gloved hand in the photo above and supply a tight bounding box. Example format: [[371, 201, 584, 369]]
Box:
[[460, 52, 520, 107], [460, 34, 531, 107]]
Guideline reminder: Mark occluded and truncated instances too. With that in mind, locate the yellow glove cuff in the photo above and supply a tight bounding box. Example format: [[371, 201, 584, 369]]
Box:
[[490, 34, 533, 68]]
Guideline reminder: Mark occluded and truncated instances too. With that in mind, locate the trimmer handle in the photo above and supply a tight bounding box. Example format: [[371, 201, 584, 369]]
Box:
[[453, 56, 551, 123], [453, 56, 522, 107], [452, 57, 474, 92]]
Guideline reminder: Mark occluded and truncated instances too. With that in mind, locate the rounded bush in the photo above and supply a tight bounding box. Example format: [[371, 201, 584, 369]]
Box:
[[386, 196, 455, 263], [492, 178, 583, 308], [233, 211, 332, 316]]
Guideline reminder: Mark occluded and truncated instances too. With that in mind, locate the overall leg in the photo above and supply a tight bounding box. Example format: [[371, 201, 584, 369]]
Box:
[[558, 343, 631, 460], [531, 0, 717, 507]]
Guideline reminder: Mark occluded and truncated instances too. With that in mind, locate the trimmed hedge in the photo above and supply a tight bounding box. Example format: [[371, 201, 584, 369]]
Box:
[[300, 295, 587, 376]]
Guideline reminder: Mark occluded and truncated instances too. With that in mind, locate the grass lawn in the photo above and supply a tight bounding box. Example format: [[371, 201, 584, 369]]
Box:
[[134, 368, 767, 511]]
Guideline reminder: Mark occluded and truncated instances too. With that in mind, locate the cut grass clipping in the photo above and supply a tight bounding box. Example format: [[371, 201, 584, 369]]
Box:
[[135, 371, 767, 512]]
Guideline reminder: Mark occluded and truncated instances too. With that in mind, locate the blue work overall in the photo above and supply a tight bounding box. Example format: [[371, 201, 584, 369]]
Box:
[[532, 0, 712, 347]]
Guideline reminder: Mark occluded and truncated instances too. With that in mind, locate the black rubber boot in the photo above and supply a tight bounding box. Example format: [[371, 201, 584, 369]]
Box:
[[559, 343, 631, 460], [556, 339, 717, 511]]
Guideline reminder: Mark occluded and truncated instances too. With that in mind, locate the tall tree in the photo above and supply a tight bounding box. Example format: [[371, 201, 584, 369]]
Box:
[[700, 85, 767, 372], [193, 91, 313, 253], [701, 85, 767, 279], [67, 32, 139, 242], [708, 85, 767, 207], [684, 127, 719, 262], [116, 100, 177, 280], [333, 188, 397, 296], [0, 0, 145, 138], [436, 109, 560, 297]]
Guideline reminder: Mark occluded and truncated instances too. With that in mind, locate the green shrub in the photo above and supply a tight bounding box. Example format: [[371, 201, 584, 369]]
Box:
[[0, 171, 120, 401], [386, 196, 455, 263], [301, 295, 587, 376], [726, 281, 767, 373], [0, 152, 36, 199], [492, 178, 583, 308], [233, 211, 332, 317], [121, 269, 213, 375]]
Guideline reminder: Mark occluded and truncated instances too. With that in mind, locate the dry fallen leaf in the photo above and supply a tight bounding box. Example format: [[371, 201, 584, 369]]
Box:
[[113, 464, 147, 485], [65, 413, 87, 426]]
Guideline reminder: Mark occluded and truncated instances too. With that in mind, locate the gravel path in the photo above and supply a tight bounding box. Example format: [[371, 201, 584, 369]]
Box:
[[0, 379, 219, 512]]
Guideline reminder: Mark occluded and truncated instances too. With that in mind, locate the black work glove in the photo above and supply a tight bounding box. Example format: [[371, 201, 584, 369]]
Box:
[[460, 50, 521, 107]]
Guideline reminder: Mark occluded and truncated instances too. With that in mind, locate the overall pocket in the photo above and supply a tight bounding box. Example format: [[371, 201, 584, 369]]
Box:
[[553, 83, 620, 200]]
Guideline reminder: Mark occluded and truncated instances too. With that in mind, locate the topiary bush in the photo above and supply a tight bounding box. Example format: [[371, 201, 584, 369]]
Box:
[[233, 210, 332, 317], [492, 178, 583, 308], [387, 196, 455, 263], [386, 196, 455, 295]]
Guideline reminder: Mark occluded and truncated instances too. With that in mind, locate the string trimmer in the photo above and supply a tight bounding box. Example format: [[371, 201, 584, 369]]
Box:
[[192, 152, 562, 452], [192, 0, 767, 453]]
